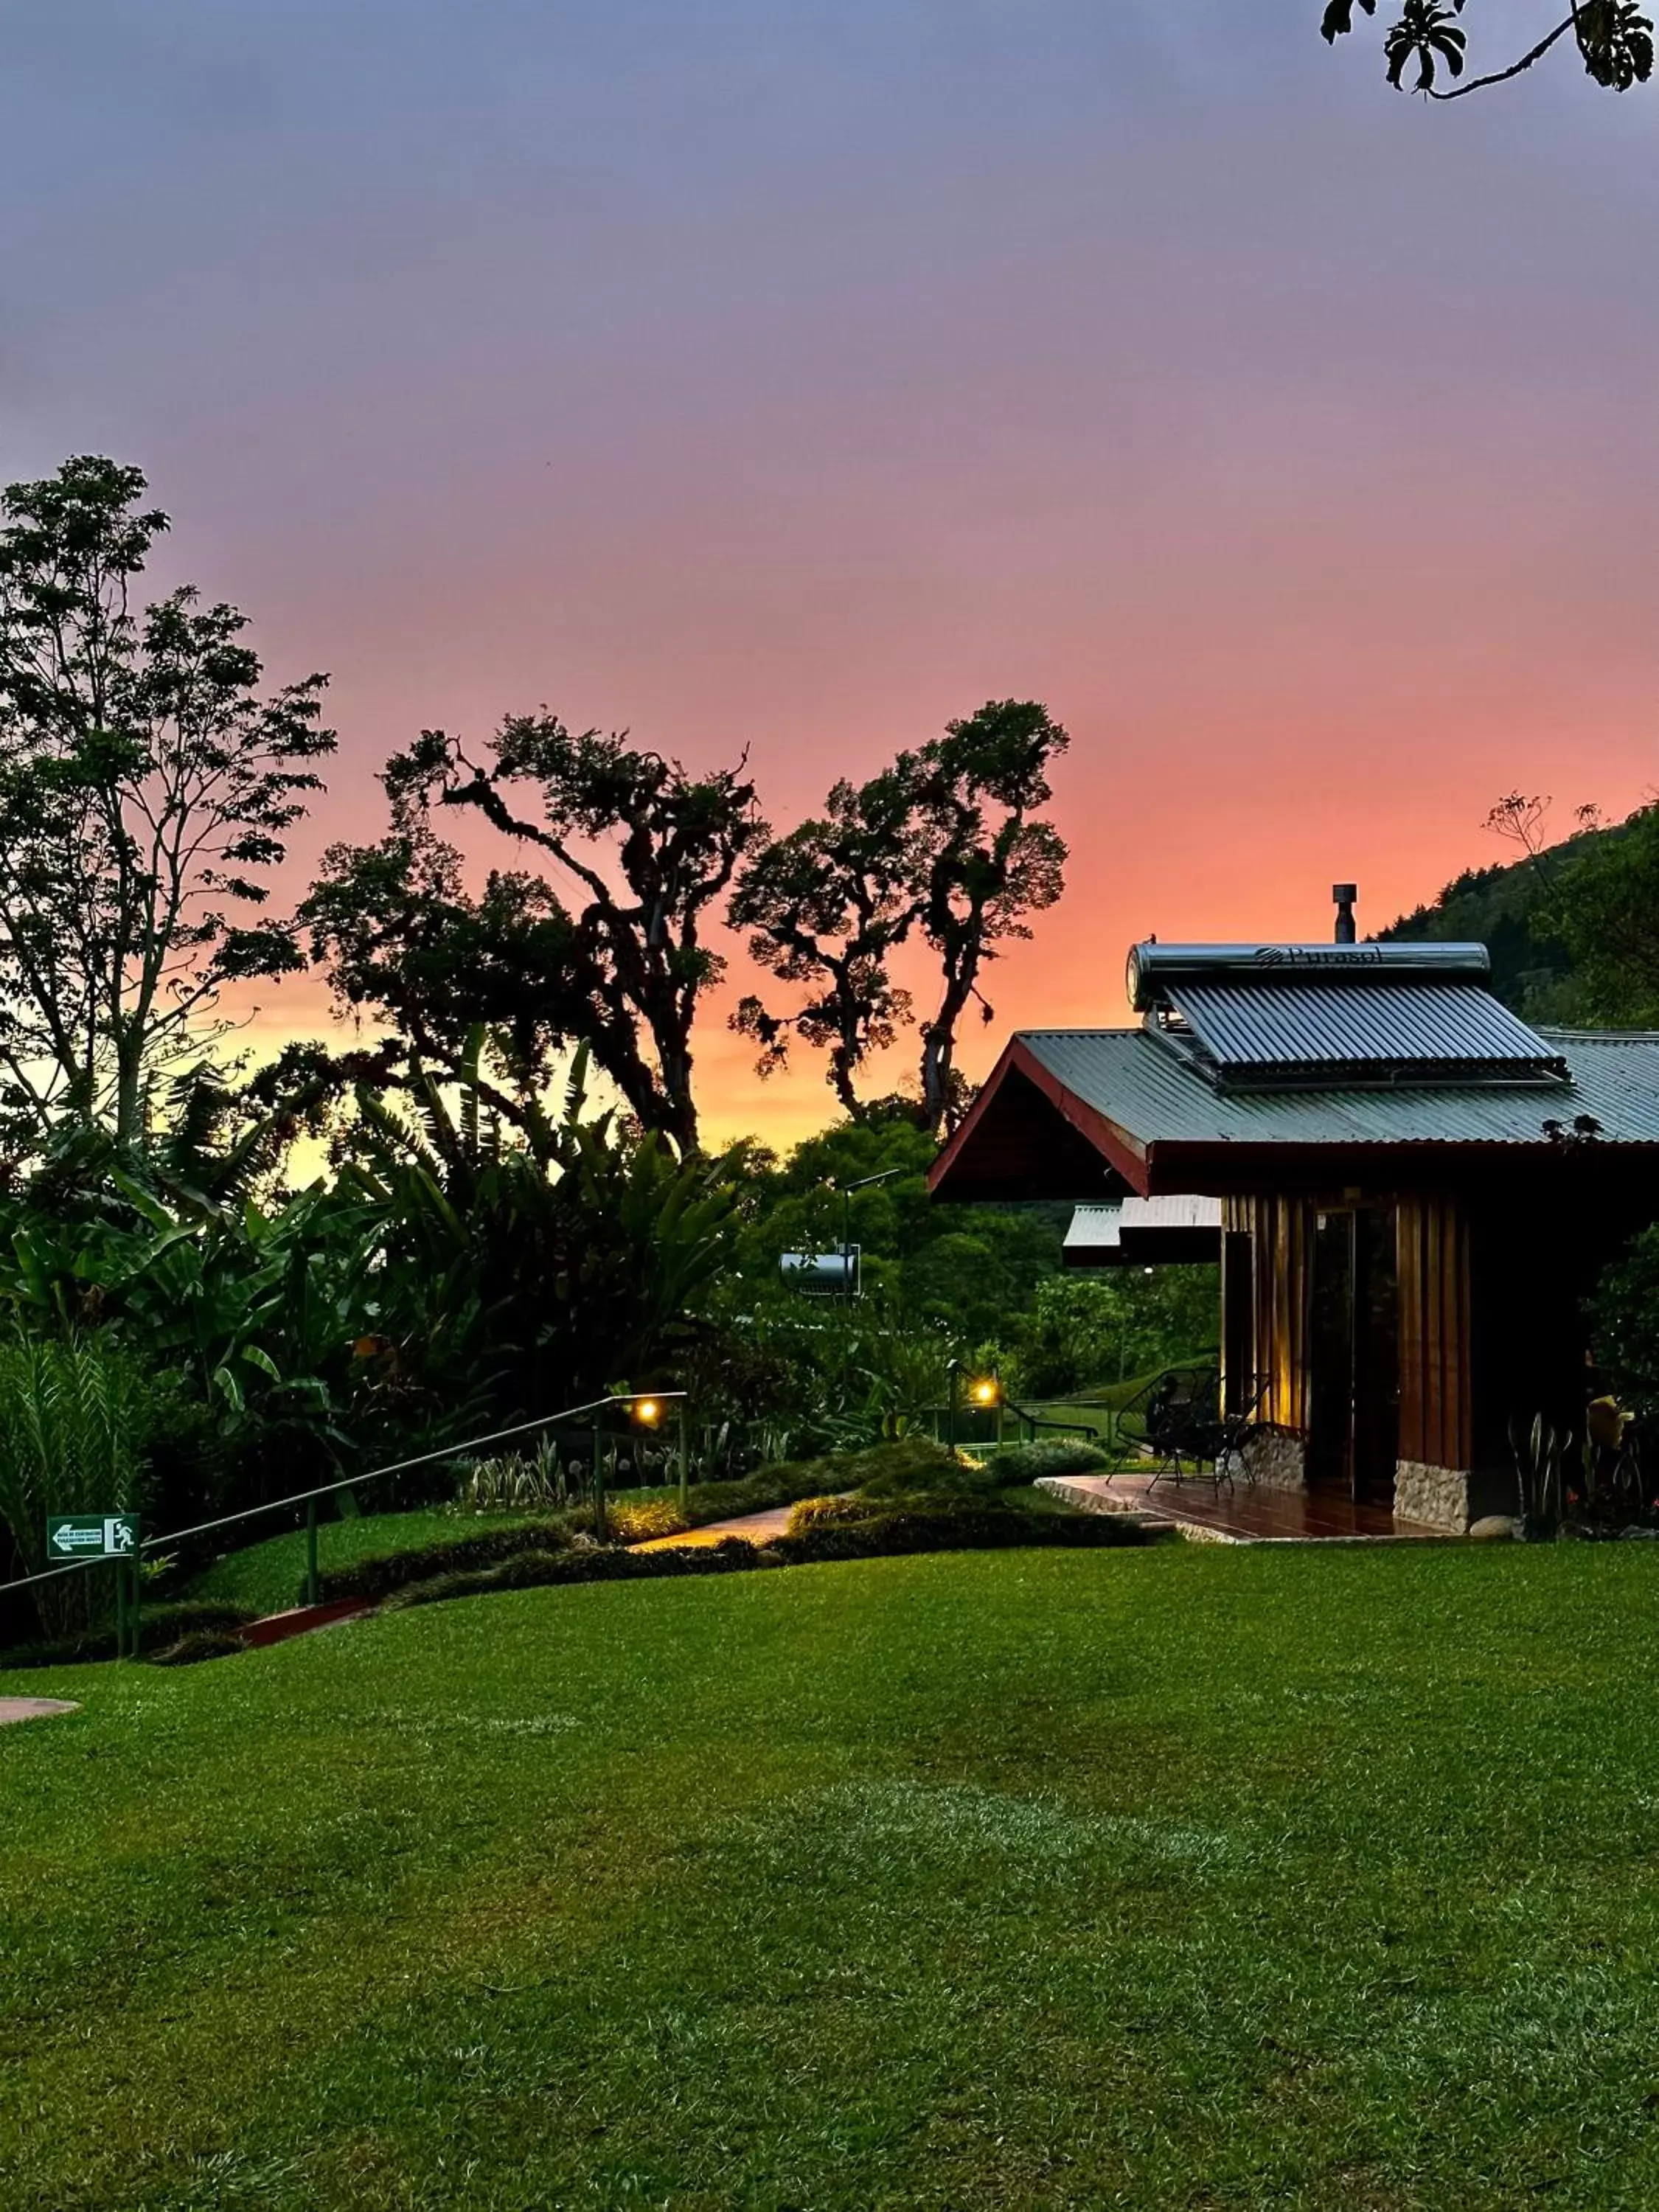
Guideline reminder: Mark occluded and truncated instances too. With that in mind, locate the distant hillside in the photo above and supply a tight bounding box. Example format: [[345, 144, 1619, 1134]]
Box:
[[1379, 817, 1635, 1027]]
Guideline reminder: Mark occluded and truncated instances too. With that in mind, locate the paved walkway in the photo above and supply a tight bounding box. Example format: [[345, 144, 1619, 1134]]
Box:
[[1038, 1473, 1450, 1545], [630, 1505, 797, 1551], [0, 1697, 78, 1725]]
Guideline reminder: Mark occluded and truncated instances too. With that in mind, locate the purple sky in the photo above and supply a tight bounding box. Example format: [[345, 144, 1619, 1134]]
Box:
[[5, 3, 1657, 1141]]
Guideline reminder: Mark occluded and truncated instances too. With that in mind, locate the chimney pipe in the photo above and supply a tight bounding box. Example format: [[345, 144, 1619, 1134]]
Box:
[[1332, 883, 1357, 945]]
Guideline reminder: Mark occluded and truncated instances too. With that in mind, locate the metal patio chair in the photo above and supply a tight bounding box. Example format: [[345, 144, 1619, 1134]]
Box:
[[1110, 1363, 1225, 1488]]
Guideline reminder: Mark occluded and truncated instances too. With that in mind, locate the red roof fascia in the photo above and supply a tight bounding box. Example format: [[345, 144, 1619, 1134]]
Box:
[[928, 1037, 1151, 1197]]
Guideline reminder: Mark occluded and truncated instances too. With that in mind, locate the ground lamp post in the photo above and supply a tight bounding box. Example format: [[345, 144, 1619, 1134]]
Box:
[[947, 1367, 1003, 1450], [970, 1373, 1005, 1447]]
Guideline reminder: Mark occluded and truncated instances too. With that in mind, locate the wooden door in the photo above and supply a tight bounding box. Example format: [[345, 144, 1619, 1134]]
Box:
[[1307, 1206, 1399, 1501], [1352, 1206, 1400, 1506]]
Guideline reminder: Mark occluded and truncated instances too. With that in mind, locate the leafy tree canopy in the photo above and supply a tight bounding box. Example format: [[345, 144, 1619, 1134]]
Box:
[[1321, 0, 1652, 99], [0, 457, 334, 1149], [1381, 796, 1659, 1030], [308, 718, 765, 1153], [733, 700, 1068, 1133]]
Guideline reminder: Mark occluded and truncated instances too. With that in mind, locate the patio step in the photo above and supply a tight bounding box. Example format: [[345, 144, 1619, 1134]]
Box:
[[1035, 1479, 1188, 1540]]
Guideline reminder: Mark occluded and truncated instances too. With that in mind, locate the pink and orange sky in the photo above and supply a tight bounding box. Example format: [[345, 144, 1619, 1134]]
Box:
[[5, 3, 1657, 1147]]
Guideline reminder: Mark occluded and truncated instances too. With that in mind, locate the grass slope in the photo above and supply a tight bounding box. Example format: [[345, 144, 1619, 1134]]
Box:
[[177, 1441, 994, 1617], [5, 1545, 1659, 2208], [180, 1508, 551, 1616]]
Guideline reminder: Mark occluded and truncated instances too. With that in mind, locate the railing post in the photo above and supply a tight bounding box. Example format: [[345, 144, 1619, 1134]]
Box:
[[128, 1558, 140, 1658], [677, 1404, 689, 1514], [592, 1424, 608, 1544], [305, 1497, 319, 1607], [113, 1557, 126, 1660]]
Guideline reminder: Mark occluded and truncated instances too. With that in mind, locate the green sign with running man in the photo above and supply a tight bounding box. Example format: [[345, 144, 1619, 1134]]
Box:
[[46, 1514, 139, 1559]]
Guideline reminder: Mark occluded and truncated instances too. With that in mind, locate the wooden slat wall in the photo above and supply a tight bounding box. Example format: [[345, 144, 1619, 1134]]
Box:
[[1222, 1193, 1314, 1433], [1396, 1191, 1471, 1470]]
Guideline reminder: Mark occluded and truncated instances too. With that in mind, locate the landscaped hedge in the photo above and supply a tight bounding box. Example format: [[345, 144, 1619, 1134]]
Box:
[[150, 1627, 253, 1668], [773, 1506, 1149, 1562], [975, 1439, 1113, 1483], [381, 1507, 1152, 1616], [613, 1440, 953, 1537], [384, 1537, 772, 1612], [314, 1517, 576, 1604], [0, 1597, 257, 1670]]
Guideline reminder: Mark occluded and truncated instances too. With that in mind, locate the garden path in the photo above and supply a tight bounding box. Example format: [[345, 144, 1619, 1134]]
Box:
[[0, 1697, 77, 1725], [630, 1506, 796, 1551]]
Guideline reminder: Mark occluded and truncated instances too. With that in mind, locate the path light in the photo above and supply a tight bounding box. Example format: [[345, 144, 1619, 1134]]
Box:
[[630, 1397, 662, 1428], [969, 1374, 1005, 1447]]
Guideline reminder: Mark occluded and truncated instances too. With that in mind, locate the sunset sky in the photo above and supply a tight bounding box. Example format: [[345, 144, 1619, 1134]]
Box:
[[4, 3, 1657, 1148]]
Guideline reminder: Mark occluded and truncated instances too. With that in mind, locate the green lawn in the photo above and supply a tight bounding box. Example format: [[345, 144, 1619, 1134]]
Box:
[[5, 1543, 1659, 2208]]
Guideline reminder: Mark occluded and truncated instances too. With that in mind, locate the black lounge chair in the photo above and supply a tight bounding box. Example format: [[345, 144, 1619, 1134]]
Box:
[[1110, 1365, 1271, 1489]]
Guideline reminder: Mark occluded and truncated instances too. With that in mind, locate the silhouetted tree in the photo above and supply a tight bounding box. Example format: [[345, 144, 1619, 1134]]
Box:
[[302, 815, 612, 1158], [911, 700, 1068, 1133], [734, 700, 1068, 1133], [0, 456, 334, 1149], [729, 764, 919, 1116], [1548, 804, 1659, 1026], [1321, 1, 1652, 100], [307, 717, 764, 1151]]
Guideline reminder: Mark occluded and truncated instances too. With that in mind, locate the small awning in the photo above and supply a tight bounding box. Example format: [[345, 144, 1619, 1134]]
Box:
[[1063, 1194, 1222, 1268], [1062, 1204, 1122, 1264]]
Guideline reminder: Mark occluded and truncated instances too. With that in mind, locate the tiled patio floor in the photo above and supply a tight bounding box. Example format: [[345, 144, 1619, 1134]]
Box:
[[1040, 1472, 1450, 1544]]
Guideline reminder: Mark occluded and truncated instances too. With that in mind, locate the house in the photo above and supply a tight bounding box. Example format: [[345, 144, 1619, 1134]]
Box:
[[929, 897, 1659, 1530]]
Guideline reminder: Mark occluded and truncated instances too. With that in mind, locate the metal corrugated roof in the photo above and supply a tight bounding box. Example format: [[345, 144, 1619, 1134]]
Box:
[[1018, 1027, 1659, 1150], [1061, 1195, 1222, 1248], [1063, 1204, 1122, 1253], [1121, 1194, 1223, 1231], [1164, 978, 1565, 1082]]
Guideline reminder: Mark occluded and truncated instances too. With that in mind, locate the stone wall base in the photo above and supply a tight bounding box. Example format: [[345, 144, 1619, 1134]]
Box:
[[1394, 1460, 1472, 1532], [1229, 1427, 1307, 1493]]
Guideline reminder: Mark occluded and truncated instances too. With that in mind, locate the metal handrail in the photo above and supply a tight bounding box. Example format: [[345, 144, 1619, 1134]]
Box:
[[0, 1391, 686, 1607]]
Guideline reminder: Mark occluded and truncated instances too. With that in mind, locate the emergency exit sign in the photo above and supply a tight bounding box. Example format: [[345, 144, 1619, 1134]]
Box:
[[46, 1515, 139, 1559]]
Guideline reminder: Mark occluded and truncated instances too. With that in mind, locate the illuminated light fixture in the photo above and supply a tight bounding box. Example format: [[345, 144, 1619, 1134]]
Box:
[[630, 1397, 662, 1427], [969, 1377, 1003, 1408]]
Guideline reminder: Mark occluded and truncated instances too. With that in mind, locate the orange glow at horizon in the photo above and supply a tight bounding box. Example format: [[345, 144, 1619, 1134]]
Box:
[[11, 7, 1654, 1164]]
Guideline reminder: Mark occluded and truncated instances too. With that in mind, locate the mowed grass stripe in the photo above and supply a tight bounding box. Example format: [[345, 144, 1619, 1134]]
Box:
[[4, 1545, 1659, 2208]]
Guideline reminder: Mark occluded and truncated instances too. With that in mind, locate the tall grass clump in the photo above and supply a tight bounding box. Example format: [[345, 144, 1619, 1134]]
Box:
[[0, 1332, 156, 1638]]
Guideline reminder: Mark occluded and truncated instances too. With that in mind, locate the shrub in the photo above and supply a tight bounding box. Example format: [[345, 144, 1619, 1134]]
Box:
[[786, 1495, 871, 1534], [384, 1537, 762, 1612], [771, 1507, 1148, 1562], [604, 1443, 949, 1537], [456, 1439, 577, 1514], [1590, 1225, 1659, 1409], [314, 1517, 574, 1604], [0, 1333, 161, 1640], [981, 1439, 1113, 1484], [384, 1509, 1150, 1616], [0, 1596, 256, 1669], [605, 1499, 691, 1544], [150, 1627, 247, 1667], [828, 1436, 961, 1496]]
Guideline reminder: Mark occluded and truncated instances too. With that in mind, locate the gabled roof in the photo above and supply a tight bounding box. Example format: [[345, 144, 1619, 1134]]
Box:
[[931, 1026, 1659, 1201]]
